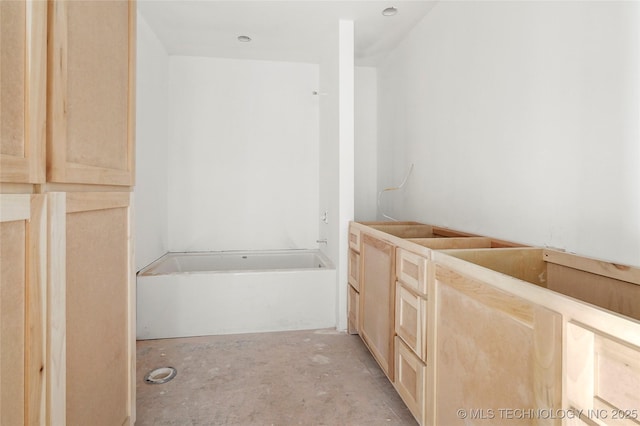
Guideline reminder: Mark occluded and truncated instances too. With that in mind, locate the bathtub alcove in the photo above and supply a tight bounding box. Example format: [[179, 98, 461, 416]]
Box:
[[135, 1, 433, 338], [137, 250, 336, 340]]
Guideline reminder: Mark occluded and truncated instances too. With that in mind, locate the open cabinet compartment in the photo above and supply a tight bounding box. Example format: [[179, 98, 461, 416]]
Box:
[[441, 247, 640, 320], [429, 247, 640, 426]]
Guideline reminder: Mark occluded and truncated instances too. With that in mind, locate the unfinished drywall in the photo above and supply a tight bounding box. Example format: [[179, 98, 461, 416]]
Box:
[[135, 14, 169, 270], [355, 66, 377, 221], [377, 1, 640, 265], [167, 56, 320, 252]]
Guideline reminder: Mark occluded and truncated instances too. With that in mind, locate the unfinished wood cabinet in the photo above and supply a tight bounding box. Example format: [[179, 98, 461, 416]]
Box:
[[0, 0, 47, 183], [47, 0, 135, 186], [395, 336, 426, 425], [48, 192, 135, 425], [430, 248, 640, 426], [1, 1, 136, 423], [359, 233, 396, 380], [429, 261, 562, 425], [351, 222, 525, 425], [348, 224, 362, 335], [0, 194, 46, 425]]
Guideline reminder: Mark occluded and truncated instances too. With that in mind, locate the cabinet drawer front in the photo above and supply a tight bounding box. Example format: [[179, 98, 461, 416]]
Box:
[[396, 283, 427, 361], [394, 336, 426, 425], [348, 249, 360, 291], [349, 227, 361, 252], [348, 285, 359, 335], [397, 248, 428, 295]]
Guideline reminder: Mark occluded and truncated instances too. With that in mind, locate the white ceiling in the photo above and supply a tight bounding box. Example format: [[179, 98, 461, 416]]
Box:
[[138, 1, 437, 66]]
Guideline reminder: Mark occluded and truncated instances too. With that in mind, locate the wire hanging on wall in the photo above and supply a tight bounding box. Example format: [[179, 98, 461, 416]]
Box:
[[377, 163, 414, 221]]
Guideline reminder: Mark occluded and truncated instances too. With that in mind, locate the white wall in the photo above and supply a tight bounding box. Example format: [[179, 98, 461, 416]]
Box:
[[337, 21, 355, 331], [135, 14, 169, 271], [377, 1, 640, 266], [354, 67, 378, 221], [167, 56, 320, 252], [317, 21, 354, 331]]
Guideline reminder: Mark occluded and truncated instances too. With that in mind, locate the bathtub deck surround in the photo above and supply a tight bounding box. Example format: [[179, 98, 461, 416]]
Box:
[[136, 329, 417, 425], [137, 250, 336, 339]]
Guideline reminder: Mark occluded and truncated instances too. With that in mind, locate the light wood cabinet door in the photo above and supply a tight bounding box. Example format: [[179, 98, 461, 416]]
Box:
[[359, 233, 396, 380], [48, 0, 135, 186], [48, 192, 135, 425], [429, 263, 562, 426], [0, 194, 46, 425], [0, 1, 46, 183]]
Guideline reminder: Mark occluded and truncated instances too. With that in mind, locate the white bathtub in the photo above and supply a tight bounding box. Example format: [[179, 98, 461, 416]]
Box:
[[136, 250, 336, 340]]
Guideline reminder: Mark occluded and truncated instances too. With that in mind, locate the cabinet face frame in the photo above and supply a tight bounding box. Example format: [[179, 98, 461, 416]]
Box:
[[47, 0, 136, 186], [0, 194, 47, 424], [0, 1, 47, 183], [47, 192, 135, 425]]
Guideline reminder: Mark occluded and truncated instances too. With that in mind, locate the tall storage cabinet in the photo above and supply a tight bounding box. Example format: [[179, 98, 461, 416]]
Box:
[[0, 1, 136, 424], [48, 0, 135, 186], [0, 194, 47, 425], [0, 0, 47, 183]]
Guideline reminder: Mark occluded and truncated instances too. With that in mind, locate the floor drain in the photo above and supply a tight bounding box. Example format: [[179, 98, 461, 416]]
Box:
[[144, 367, 177, 384]]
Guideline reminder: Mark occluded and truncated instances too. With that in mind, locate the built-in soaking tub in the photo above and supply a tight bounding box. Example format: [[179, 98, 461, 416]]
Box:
[[136, 250, 336, 340]]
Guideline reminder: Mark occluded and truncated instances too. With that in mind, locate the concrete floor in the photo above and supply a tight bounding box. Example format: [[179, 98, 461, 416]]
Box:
[[136, 329, 417, 425]]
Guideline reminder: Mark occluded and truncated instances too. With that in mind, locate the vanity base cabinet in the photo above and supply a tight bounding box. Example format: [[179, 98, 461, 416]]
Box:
[[430, 248, 640, 426], [428, 263, 562, 426]]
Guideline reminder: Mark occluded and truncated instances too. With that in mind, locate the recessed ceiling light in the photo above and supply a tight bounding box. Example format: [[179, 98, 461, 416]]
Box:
[[382, 7, 398, 16], [237, 35, 252, 42]]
